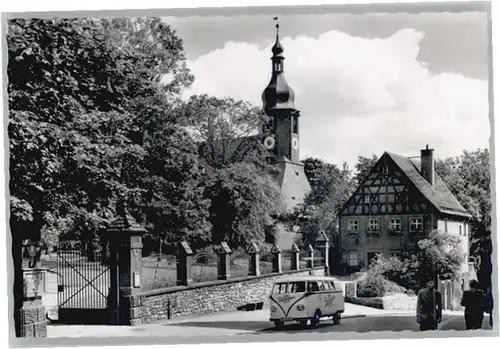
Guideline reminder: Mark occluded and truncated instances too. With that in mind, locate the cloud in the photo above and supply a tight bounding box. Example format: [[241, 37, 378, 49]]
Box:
[[182, 28, 489, 167]]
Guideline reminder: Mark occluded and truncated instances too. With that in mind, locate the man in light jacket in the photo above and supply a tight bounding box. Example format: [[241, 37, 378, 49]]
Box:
[[416, 279, 442, 331]]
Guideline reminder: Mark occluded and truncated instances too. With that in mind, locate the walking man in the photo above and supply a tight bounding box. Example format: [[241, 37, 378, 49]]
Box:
[[416, 279, 442, 331], [460, 280, 486, 330]]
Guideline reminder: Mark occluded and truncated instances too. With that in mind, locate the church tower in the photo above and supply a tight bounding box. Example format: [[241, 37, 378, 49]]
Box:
[[261, 18, 311, 216]]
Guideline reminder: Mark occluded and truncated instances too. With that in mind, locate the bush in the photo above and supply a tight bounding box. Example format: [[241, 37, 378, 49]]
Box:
[[356, 273, 411, 297], [368, 254, 421, 292]]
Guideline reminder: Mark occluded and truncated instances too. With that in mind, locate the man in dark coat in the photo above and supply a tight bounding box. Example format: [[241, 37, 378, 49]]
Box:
[[416, 279, 442, 331], [460, 280, 486, 330]]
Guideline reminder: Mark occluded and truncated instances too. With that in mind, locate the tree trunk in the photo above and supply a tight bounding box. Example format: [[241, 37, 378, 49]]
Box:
[[157, 237, 163, 262], [12, 232, 22, 337]]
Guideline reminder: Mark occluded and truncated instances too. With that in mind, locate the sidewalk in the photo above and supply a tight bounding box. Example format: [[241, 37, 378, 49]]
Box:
[[47, 302, 432, 338]]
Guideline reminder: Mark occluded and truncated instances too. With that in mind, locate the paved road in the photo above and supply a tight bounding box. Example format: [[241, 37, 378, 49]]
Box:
[[162, 314, 493, 334], [49, 306, 493, 338]]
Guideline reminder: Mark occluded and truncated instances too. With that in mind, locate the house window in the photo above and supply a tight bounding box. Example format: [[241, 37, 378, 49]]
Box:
[[347, 220, 359, 233], [390, 250, 401, 259], [409, 218, 423, 232], [459, 225, 462, 236], [348, 252, 359, 266], [389, 218, 401, 232], [368, 219, 379, 232]]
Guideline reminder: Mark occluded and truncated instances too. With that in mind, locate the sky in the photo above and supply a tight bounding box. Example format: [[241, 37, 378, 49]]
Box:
[[163, 10, 490, 167]]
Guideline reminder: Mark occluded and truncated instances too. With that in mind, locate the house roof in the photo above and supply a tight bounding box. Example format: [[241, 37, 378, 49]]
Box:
[[386, 151, 471, 218]]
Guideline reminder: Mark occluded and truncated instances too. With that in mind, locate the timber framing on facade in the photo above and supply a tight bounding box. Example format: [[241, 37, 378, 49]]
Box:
[[340, 151, 471, 219]]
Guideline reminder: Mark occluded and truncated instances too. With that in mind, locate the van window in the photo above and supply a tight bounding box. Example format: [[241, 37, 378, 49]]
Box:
[[272, 283, 287, 294], [289, 281, 306, 293], [324, 281, 331, 291], [318, 281, 326, 291], [330, 281, 336, 290], [307, 281, 320, 292]]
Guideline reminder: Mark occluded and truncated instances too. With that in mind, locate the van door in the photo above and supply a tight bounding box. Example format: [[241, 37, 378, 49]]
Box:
[[322, 280, 335, 314], [306, 281, 320, 317]]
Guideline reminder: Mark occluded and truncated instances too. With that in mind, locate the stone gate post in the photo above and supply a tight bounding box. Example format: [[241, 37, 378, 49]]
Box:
[[217, 242, 232, 280], [317, 232, 330, 275], [271, 244, 282, 273], [15, 238, 47, 338], [106, 197, 146, 326], [177, 241, 193, 286], [247, 242, 261, 276], [307, 244, 315, 269], [290, 244, 300, 271]]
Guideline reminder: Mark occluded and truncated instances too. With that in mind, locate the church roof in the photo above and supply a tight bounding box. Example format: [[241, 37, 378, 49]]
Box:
[[262, 74, 296, 110], [261, 22, 296, 111]]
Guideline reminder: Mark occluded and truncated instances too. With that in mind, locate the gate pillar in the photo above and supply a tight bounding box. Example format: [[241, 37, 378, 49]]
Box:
[[14, 237, 47, 338], [106, 197, 146, 326]]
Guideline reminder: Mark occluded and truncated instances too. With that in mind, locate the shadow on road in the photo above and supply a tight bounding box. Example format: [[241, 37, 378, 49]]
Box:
[[163, 321, 268, 331], [162, 315, 493, 334]]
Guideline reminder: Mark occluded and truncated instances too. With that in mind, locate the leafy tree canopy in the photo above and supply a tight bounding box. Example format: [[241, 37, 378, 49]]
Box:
[[8, 17, 202, 246]]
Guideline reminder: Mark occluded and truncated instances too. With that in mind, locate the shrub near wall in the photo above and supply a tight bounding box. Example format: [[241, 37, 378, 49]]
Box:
[[141, 267, 325, 323]]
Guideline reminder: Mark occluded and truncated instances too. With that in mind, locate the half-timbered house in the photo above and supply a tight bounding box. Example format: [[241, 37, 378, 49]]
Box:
[[338, 146, 472, 279]]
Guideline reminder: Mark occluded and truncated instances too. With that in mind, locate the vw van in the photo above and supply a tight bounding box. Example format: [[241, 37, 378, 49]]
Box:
[[269, 276, 345, 329]]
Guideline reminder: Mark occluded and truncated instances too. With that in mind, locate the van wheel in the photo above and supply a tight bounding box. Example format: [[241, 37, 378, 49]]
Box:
[[310, 310, 321, 329], [273, 320, 284, 329], [333, 313, 341, 325]]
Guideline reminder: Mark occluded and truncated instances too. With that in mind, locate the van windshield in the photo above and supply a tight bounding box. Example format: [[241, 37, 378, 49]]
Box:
[[289, 281, 306, 293], [272, 283, 287, 294], [272, 281, 306, 294]]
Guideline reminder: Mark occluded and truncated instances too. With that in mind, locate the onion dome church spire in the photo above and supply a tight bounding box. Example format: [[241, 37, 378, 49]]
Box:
[[262, 16, 296, 111]]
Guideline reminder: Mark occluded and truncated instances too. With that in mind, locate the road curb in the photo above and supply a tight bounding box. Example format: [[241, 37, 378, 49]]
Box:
[[342, 314, 366, 319]]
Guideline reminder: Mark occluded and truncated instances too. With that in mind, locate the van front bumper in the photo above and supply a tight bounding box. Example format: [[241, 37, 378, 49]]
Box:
[[270, 317, 310, 322]]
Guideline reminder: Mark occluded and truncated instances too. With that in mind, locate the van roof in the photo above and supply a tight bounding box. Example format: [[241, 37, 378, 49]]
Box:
[[273, 276, 341, 283]]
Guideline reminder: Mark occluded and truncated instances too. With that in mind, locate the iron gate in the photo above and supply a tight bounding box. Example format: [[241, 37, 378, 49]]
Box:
[[57, 240, 114, 324]]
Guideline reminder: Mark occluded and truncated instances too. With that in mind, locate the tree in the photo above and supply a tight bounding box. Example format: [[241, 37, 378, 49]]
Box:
[[137, 123, 211, 250], [294, 158, 355, 247], [435, 148, 492, 294], [8, 17, 196, 247], [435, 149, 490, 233], [417, 229, 464, 282], [367, 229, 464, 292], [206, 163, 285, 249], [354, 154, 379, 185], [178, 94, 269, 170]]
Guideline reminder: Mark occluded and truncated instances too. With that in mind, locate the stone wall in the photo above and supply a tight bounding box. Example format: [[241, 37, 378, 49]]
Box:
[[344, 281, 357, 298], [141, 267, 325, 323], [381, 294, 417, 311]]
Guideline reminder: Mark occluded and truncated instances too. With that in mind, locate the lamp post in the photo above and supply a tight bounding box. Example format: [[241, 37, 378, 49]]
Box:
[[22, 239, 43, 269]]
